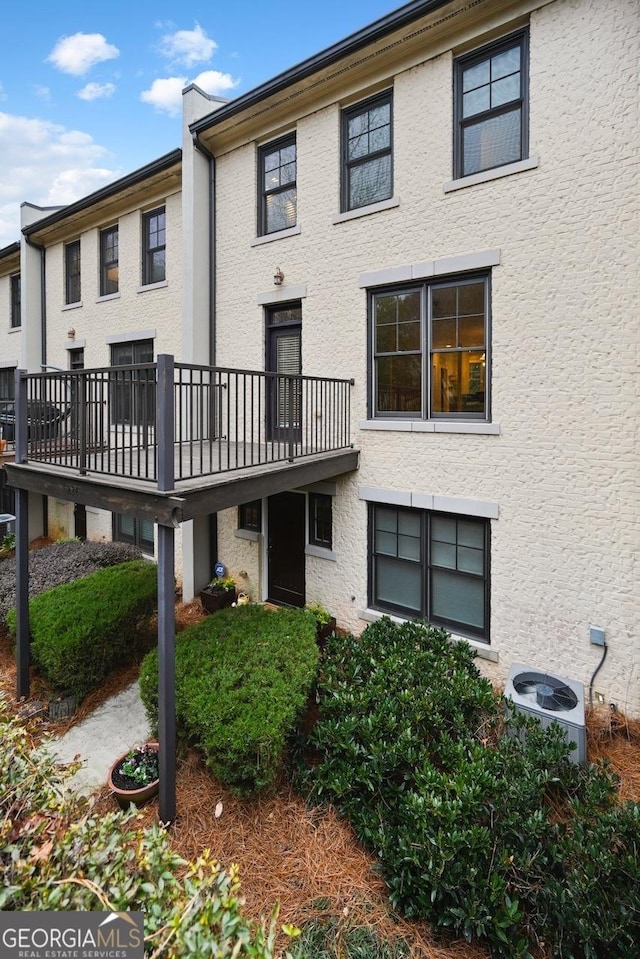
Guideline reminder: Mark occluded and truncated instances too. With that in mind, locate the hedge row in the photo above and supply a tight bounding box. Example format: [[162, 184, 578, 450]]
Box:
[[140, 604, 319, 794], [8, 559, 157, 699], [297, 617, 640, 958], [0, 696, 279, 958]]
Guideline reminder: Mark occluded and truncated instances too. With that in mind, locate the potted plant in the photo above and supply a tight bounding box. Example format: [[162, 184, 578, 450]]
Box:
[[305, 602, 336, 645], [199, 576, 237, 613], [108, 742, 159, 809]]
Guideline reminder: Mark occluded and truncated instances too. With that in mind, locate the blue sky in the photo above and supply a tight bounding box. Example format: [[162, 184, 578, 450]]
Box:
[[0, 0, 402, 246]]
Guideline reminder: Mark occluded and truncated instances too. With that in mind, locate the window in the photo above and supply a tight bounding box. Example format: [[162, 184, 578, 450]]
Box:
[[0, 467, 15, 515], [342, 91, 392, 212], [113, 513, 154, 553], [309, 493, 332, 549], [142, 207, 166, 285], [65, 240, 81, 304], [454, 30, 529, 179], [370, 504, 489, 640], [110, 339, 154, 427], [0, 368, 15, 400], [258, 134, 297, 235], [238, 500, 262, 533], [68, 348, 84, 370], [100, 225, 119, 296], [10, 275, 20, 328], [371, 274, 489, 419]]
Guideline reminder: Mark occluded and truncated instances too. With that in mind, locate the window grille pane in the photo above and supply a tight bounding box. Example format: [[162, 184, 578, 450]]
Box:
[[376, 555, 422, 611], [458, 315, 485, 347], [463, 86, 490, 118], [491, 46, 520, 80], [431, 569, 484, 628], [398, 533, 421, 562], [375, 530, 398, 556], [370, 125, 390, 152], [491, 73, 520, 108], [459, 283, 485, 315], [432, 285, 457, 318], [432, 318, 457, 349], [376, 508, 398, 534], [463, 108, 521, 176], [457, 545, 484, 575], [376, 322, 396, 353], [398, 511, 421, 537], [458, 521, 485, 549], [431, 516, 457, 545], [463, 60, 490, 92], [431, 541, 457, 569]]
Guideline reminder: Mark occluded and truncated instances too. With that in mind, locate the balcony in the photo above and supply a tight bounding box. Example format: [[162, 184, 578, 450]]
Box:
[[4, 357, 358, 523]]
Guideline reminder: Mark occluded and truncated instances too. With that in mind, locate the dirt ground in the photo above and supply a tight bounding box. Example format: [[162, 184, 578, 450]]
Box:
[[2, 598, 639, 958]]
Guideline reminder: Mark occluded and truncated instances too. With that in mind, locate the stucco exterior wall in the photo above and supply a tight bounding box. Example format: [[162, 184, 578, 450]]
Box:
[[213, 0, 639, 712]]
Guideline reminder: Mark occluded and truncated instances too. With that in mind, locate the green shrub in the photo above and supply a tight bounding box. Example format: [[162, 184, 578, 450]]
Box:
[[297, 617, 640, 958], [0, 696, 278, 957], [140, 604, 318, 794], [8, 559, 157, 699]]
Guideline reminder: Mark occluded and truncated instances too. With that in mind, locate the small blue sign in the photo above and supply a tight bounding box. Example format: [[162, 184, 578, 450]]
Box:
[[214, 561, 226, 578]]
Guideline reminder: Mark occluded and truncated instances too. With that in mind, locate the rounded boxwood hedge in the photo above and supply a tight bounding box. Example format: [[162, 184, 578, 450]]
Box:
[[8, 559, 157, 700], [140, 604, 319, 794]]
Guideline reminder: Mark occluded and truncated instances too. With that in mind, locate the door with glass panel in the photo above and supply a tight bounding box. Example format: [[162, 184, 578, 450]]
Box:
[[266, 304, 301, 443]]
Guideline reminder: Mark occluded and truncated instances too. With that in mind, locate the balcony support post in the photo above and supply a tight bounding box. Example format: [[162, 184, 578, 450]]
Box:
[[156, 354, 176, 823], [15, 485, 30, 699]]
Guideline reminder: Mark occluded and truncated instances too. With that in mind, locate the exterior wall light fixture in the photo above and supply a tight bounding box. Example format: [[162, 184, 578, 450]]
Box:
[[273, 267, 284, 286], [67, 328, 76, 339]]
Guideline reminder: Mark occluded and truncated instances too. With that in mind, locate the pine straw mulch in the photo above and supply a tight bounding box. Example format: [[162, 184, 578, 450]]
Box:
[[1, 598, 639, 958]]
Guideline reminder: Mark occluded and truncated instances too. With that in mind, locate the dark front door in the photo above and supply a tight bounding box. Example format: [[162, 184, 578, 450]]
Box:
[[74, 503, 87, 540], [267, 491, 305, 607], [266, 304, 301, 443]]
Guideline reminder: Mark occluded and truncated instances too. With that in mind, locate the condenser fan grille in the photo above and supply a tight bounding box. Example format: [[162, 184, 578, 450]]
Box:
[[513, 672, 579, 712]]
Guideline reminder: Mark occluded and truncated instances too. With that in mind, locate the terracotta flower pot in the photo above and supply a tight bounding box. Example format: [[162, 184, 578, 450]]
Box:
[[108, 742, 159, 809]]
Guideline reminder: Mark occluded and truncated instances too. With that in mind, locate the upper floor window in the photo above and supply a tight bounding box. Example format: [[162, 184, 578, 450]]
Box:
[[371, 274, 489, 419], [10, 274, 20, 328], [342, 90, 392, 212], [369, 504, 490, 641], [142, 207, 165, 285], [454, 30, 529, 179], [259, 134, 297, 235], [100, 225, 119, 296], [65, 240, 81, 305]]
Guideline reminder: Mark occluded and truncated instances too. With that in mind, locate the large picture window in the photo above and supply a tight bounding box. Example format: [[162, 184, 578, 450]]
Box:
[[142, 207, 166, 285], [454, 30, 529, 179], [371, 275, 489, 419], [100, 225, 119, 296], [258, 134, 297, 235], [370, 504, 489, 640], [65, 240, 81, 305], [342, 91, 392, 212]]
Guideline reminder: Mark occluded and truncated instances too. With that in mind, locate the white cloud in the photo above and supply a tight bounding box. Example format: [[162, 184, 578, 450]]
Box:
[[0, 111, 117, 246], [140, 70, 238, 116], [159, 23, 217, 67], [139, 77, 185, 117], [76, 81, 116, 101], [47, 33, 119, 76]]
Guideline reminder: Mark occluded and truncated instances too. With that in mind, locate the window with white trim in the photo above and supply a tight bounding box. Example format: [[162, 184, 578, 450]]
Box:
[[369, 503, 490, 641], [370, 274, 489, 419]]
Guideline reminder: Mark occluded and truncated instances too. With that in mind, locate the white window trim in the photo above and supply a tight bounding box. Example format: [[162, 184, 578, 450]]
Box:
[[62, 301, 83, 312], [359, 419, 500, 435], [105, 328, 156, 345], [305, 544, 337, 562], [251, 225, 301, 247], [359, 248, 500, 289], [137, 280, 168, 293], [234, 528, 260, 542], [96, 292, 121, 304], [358, 485, 499, 519], [256, 283, 307, 305], [444, 157, 539, 194], [333, 196, 399, 225]]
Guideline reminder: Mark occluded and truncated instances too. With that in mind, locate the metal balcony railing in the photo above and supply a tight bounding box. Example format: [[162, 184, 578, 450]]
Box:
[[13, 356, 353, 488]]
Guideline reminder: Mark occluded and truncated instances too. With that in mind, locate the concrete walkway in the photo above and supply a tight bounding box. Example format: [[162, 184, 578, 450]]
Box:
[[51, 682, 151, 794]]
